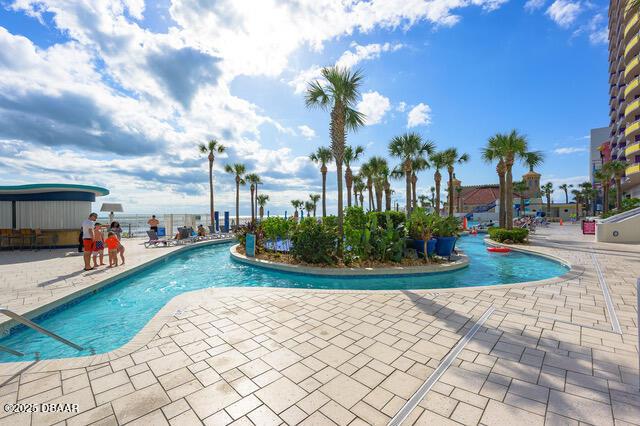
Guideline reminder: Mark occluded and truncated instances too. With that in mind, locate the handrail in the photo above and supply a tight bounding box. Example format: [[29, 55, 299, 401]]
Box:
[[0, 344, 23, 357], [0, 308, 83, 351], [598, 206, 640, 223]]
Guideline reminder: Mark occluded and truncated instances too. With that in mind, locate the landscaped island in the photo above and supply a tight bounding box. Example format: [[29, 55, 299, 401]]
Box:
[[234, 207, 465, 271]]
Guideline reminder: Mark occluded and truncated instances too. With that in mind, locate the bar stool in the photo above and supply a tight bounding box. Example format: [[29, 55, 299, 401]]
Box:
[[34, 229, 53, 250], [6, 230, 22, 249], [20, 229, 35, 250]]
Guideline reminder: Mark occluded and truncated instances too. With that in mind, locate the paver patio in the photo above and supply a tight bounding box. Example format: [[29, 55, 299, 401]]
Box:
[[0, 224, 638, 425]]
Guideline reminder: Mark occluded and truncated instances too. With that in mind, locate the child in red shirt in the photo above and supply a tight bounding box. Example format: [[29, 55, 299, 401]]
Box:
[[105, 232, 121, 267]]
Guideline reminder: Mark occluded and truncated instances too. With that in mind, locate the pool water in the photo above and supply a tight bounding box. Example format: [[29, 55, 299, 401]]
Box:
[[0, 236, 567, 362]]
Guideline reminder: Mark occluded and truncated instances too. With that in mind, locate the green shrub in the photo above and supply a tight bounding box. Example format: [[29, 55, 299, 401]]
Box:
[[343, 207, 405, 263], [488, 227, 528, 243], [291, 218, 338, 264], [602, 198, 640, 218], [369, 210, 406, 229], [433, 216, 461, 237], [261, 217, 295, 244], [237, 222, 265, 251], [322, 215, 339, 228]]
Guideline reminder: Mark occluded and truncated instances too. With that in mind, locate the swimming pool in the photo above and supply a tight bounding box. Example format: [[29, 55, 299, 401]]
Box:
[[0, 236, 568, 362]]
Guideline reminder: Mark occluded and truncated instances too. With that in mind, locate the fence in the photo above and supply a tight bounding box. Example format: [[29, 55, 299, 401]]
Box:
[[99, 214, 253, 237]]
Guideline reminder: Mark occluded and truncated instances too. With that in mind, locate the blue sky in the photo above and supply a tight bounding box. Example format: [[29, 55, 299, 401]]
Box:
[[0, 0, 608, 214]]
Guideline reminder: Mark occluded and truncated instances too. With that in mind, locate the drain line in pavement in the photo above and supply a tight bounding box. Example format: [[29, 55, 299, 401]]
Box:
[[590, 251, 622, 334], [388, 306, 495, 426]]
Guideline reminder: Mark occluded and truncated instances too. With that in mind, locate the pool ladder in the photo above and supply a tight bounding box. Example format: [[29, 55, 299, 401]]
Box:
[[0, 308, 84, 358]]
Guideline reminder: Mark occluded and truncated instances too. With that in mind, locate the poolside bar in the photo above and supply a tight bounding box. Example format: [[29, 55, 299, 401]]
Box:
[[0, 184, 109, 248]]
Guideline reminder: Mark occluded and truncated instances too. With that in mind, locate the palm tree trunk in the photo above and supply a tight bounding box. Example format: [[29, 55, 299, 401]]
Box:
[[405, 162, 412, 214], [353, 186, 358, 208], [603, 184, 609, 214], [359, 192, 364, 208], [235, 180, 240, 231], [384, 181, 391, 211], [616, 178, 622, 209], [447, 167, 454, 217], [260, 206, 264, 220], [336, 162, 344, 238], [368, 182, 374, 211], [564, 189, 569, 204], [209, 161, 214, 227], [411, 173, 417, 211], [505, 165, 514, 230], [498, 169, 506, 228], [345, 166, 352, 208], [321, 170, 327, 217], [434, 171, 441, 216], [250, 186, 255, 224]]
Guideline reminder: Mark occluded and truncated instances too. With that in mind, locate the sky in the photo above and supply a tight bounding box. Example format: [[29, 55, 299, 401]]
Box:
[[0, 0, 609, 215]]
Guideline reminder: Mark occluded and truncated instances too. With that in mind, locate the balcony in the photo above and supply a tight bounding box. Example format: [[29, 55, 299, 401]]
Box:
[[625, 76, 640, 99], [625, 98, 640, 116], [625, 55, 640, 80], [625, 118, 640, 138], [625, 13, 639, 41], [625, 34, 640, 59], [626, 163, 640, 176], [626, 142, 640, 157]]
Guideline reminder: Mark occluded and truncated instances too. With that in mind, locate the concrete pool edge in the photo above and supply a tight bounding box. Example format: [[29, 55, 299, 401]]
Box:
[[229, 244, 470, 277], [0, 238, 236, 336], [0, 238, 581, 373]]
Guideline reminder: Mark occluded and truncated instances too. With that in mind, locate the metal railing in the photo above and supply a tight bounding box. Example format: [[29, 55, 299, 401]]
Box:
[[0, 308, 84, 355]]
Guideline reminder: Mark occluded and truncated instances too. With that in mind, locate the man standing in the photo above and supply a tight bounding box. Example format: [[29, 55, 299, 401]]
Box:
[[81, 213, 97, 271], [148, 215, 159, 233]]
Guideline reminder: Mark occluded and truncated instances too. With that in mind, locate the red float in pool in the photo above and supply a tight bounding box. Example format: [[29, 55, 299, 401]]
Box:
[[487, 246, 511, 253]]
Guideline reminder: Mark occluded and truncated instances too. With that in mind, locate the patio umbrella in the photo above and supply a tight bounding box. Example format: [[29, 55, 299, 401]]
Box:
[[100, 203, 123, 224]]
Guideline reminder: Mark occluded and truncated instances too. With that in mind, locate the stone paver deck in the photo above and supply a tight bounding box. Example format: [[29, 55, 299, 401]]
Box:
[[0, 224, 638, 425]]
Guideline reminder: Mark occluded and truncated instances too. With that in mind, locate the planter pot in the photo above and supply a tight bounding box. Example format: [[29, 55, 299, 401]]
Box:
[[413, 238, 437, 257], [435, 236, 457, 257]]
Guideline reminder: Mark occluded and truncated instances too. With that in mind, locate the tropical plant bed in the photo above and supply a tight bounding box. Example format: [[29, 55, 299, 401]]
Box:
[[231, 244, 468, 276]]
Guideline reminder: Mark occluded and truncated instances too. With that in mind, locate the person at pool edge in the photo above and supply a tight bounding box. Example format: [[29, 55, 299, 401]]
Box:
[[148, 215, 159, 233], [81, 212, 97, 271]]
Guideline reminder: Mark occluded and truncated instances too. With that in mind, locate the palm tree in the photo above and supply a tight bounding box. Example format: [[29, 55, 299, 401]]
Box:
[[606, 160, 629, 210], [309, 147, 333, 218], [309, 194, 321, 217], [381, 164, 392, 211], [305, 66, 366, 240], [455, 185, 463, 213], [513, 180, 529, 216], [594, 168, 611, 214], [245, 173, 260, 224], [523, 151, 545, 173], [578, 182, 594, 216], [353, 176, 366, 209], [198, 139, 225, 227], [481, 137, 507, 228], [304, 201, 314, 217], [571, 189, 582, 218], [430, 186, 436, 208], [412, 157, 430, 209], [367, 156, 388, 212], [441, 148, 470, 217], [359, 161, 375, 211], [542, 182, 553, 216], [291, 200, 304, 218], [418, 194, 430, 208], [252, 174, 262, 220], [343, 145, 365, 208], [388, 133, 434, 215], [257, 194, 269, 220], [224, 163, 246, 230], [429, 152, 446, 216], [558, 183, 573, 204]]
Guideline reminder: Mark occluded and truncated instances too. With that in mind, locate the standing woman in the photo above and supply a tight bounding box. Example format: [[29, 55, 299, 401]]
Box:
[[110, 221, 126, 265]]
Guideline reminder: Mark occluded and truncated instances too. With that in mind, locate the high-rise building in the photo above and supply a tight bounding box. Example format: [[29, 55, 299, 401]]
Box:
[[608, 0, 640, 198]]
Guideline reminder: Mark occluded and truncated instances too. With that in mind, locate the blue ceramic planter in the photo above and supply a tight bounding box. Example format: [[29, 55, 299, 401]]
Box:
[[435, 236, 457, 257], [413, 238, 437, 257]]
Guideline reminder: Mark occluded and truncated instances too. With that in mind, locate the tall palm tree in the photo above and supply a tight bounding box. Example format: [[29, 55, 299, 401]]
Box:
[[198, 139, 225, 227], [343, 145, 365, 208], [309, 147, 333, 218], [558, 183, 573, 204], [606, 160, 629, 210], [523, 151, 545, 173], [359, 161, 375, 212], [291, 200, 304, 218], [481, 137, 507, 228], [245, 173, 260, 224], [257, 194, 269, 220], [224, 163, 246, 231], [441, 148, 470, 217], [367, 156, 388, 212], [381, 164, 392, 211], [304, 201, 314, 217], [571, 189, 582, 219], [305, 66, 366, 240], [594, 168, 611, 214], [418, 194, 429, 208], [578, 182, 595, 216], [542, 182, 553, 216], [309, 194, 321, 217], [388, 133, 434, 215], [252, 174, 262, 220], [429, 152, 446, 216], [353, 176, 366, 209]]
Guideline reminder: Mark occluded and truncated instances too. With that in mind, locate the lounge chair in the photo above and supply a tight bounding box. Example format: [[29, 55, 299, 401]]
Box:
[[144, 230, 179, 248], [178, 227, 198, 244]]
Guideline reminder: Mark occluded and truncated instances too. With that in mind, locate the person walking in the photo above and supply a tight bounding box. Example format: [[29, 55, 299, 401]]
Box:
[[81, 212, 97, 271]]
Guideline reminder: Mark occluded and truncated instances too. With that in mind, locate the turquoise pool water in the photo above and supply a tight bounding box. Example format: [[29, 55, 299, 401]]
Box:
[[0, 236, 567, 362]]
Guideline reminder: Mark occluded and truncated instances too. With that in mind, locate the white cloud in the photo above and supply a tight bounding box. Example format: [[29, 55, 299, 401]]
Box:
[[335, 42, 403, 69], [586, 13, 608, 45], [407, 103, 432, 128], [396, 101, 407, 112], [298, 125, 316, 139], [546, 0, 582, 28], [553, 147, 587, 154], [357, 91, 391, 125], [524, 0, 546, 11]]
